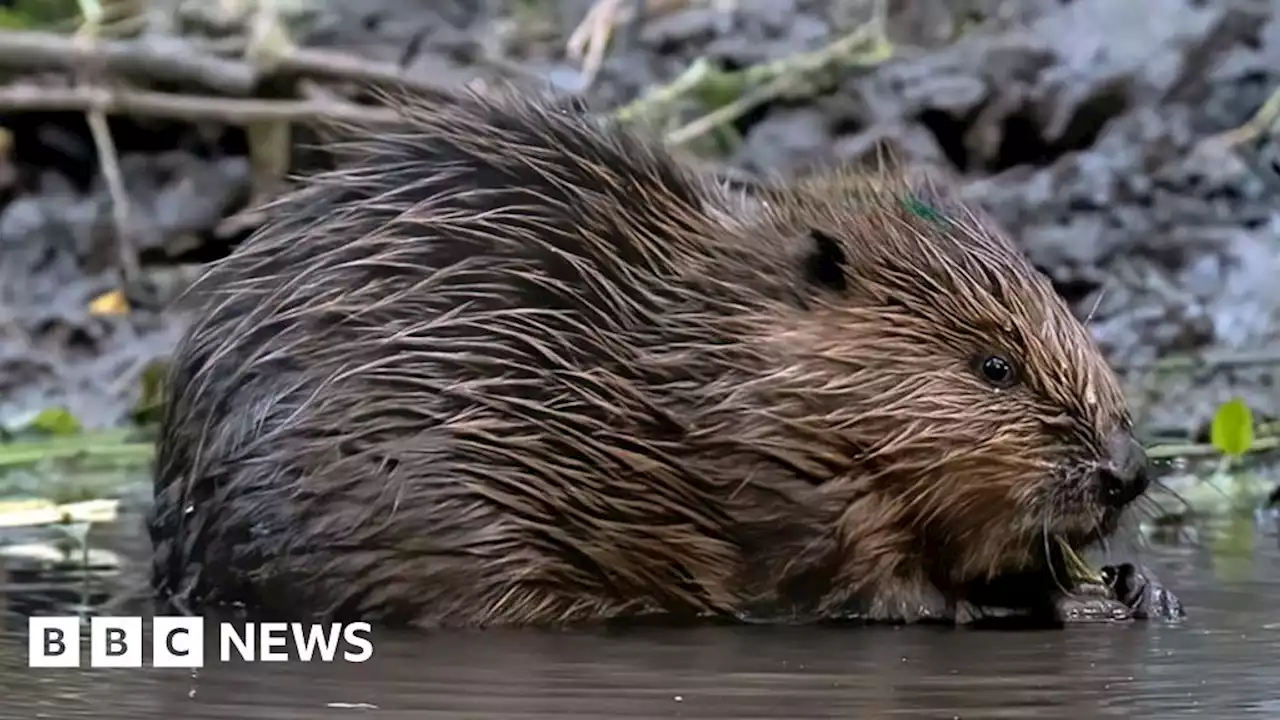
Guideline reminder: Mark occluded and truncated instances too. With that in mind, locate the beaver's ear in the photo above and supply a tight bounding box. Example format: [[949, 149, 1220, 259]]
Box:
[[803, 228, 849, 293]]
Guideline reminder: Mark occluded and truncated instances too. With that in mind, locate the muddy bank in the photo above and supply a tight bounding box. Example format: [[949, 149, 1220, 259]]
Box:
[[0, 0, 1277, 439]]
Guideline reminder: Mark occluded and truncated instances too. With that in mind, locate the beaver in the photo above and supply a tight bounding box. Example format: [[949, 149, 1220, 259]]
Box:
[[147, 88, 1181, 629]]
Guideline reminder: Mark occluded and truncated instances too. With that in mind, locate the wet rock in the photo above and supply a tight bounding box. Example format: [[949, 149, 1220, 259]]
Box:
[[736, 108, 833, 175], [848, 33, 1052, 133], [735, 0, 797, 34], [846, 0, 1250, 174], [0, 150, 247, 427], [641, 8, 726, 50], [832, 123, 949, 168], [2, 0, 1279, 437], [110, 151, 251, 256], [1023, 0, 1233, 142]]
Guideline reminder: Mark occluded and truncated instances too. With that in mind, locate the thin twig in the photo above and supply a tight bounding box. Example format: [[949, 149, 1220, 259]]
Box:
[[565, 0, 628, 91], [666, 71, 794, 146], [608, 3, 892, 148], [45, 0, 148, 35], [85, 110, 136, 280], [76, 0, 139, 284], [613, 57, 715, 122], [1147, 436, 1279, 460], [1121, 348, 1280, 373], [1207, 84, 1280, 148], [665, 18, 892, 146]]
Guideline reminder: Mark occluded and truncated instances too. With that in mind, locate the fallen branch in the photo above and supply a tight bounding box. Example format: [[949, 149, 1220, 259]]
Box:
[[0, 83, 400, 125], [0, 29, 258, 95], [277, 46, 466, 99], [0, 27, 503, 103]]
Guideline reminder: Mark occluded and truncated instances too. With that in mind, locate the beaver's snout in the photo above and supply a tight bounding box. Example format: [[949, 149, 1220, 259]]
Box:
[[1098, 430, 1150, 509]]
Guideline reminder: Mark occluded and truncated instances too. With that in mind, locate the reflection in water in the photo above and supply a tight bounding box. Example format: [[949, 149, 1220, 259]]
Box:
[[0, 525, 1278, 718]]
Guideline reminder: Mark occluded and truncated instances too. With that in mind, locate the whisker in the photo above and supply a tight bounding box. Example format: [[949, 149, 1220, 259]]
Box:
[[1042, 510, 1074, 598], [1083, 285, 1107, 326], [1131, 494, 1168, 520], [1124, 504, 1157, 553], [1150, 477, 1195, 516], [1094, 508, 1115, 589]]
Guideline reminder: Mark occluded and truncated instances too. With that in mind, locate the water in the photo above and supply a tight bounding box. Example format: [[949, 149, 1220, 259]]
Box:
[[3, 591, 1280, 718], [0, 516, 1278, 718]]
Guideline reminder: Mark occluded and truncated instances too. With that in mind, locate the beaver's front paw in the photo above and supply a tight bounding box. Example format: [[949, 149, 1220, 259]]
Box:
[[1102, 563, 1185, 621], [1055, 580, 1134, 623]]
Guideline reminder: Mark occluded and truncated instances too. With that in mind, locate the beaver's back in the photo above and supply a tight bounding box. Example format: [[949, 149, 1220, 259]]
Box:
[[149, 91, 833, 625]]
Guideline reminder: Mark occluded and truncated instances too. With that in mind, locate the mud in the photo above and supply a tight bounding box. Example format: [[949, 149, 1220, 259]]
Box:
[[0, 0, 1278, 438]]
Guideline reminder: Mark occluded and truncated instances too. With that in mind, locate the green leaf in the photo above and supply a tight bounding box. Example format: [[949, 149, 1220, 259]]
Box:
[[0, 0, 82, 28], [693, 70, 747, 111], [130, 360, 169, 427], [26, 408, 83, 437], [1210, 398, 1254, 458], [0, 10, 29, 28]]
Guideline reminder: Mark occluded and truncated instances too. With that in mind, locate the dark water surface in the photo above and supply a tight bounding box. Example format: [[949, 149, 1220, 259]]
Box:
[[1, 525, 1278, 719]]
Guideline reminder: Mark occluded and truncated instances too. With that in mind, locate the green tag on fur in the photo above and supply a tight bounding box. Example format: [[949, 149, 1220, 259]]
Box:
[[901, 195, 946, 224]]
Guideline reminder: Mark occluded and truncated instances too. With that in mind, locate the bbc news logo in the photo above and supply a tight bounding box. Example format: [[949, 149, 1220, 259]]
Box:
[[27, 617, 374, 667]]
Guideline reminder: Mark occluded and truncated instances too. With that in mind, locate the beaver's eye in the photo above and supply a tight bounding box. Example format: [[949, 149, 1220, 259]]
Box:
[[976, 354, 1017, 388]]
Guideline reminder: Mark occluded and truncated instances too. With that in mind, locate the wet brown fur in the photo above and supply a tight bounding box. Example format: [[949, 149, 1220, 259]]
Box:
[[148, 88, 1137, 628]]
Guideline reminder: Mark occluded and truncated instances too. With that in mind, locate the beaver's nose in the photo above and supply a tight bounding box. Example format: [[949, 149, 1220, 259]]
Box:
[[1099, 430, 1150, 508]]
